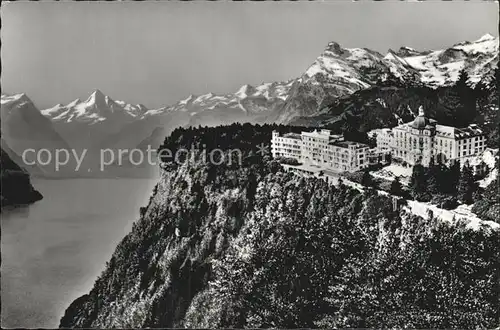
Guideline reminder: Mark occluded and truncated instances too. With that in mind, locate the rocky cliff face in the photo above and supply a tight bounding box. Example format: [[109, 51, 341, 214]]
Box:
[[59, 150, 268, 328], [1, 144, 42, 208], [60, 125, 499, 329]]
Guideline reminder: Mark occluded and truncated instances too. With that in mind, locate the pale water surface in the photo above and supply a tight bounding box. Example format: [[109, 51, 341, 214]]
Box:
[[1, 178, 158, 328]]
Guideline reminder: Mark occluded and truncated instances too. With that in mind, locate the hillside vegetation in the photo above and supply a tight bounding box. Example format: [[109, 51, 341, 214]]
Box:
[[1, 145, 42, 208], [60, 124, 499, 329]]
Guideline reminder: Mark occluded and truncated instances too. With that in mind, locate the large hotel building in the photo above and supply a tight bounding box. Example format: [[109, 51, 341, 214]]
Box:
[[374, 106, 486, 166], [271, 106, 487, 173], [271, 129, 376, 172]]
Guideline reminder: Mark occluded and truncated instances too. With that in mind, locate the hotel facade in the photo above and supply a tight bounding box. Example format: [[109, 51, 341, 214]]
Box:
[[373, 106, 486, 166], [271, 129, 375, 172]]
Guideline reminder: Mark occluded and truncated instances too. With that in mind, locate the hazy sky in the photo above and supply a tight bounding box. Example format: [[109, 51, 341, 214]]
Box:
[[1, 1, 498, 109]]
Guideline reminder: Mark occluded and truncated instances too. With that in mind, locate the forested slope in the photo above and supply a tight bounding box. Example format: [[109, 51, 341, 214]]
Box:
[[0, 144, 42, 209], [60, 124, 500, 329]]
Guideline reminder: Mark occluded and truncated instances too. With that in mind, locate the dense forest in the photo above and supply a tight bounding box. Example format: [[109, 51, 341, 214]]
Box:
[[60, 124, 499, 329], [472, 176, 500, 223], [0, 138, 42, 209]]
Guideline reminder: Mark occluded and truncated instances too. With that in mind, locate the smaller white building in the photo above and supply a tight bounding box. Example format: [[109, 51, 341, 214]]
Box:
[[271, 129, 373, 172], [270, 132, 302, 159], [372, 128, 393, 150]]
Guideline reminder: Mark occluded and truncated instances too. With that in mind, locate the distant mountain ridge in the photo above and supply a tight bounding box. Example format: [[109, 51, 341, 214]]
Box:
[[140, 80, 293, 121], [96, 80, 294, 152], [35, 34, 499, 129], [41, 89, 148, 124], [36, 34, 498, 128], [0, 93, 73, 176], [34, 90, 147, 150]]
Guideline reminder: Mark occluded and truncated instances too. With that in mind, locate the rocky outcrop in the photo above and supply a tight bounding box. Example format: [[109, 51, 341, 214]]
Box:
[[1, 145, 42, 209]]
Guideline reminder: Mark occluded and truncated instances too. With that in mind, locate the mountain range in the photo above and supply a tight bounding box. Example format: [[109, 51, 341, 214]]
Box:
[[1, 33, 497, 177], [272, 33, 498, 123]]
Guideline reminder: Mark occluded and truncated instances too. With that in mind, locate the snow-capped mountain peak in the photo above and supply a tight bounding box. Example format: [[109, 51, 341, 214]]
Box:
[[1, 93, 30, 106], [235, 84, 255, 99], [88, 89, 105, 99], [275, 34, 498, 124], [392, 46, 429, 58], [66, 98, 81, 108], [1, 93, 39, 119], [138, 79, 294, 122], [115, 100, 149, 117], [325, 41, 345, 55], [41, 103, 64, 115], [476, 33, 496, 43], [193, 93, 215, 104], [383, 51, 399, 61], [302, 40, 387, 96], [178, 95, 194, 106], [84, 89, 116, 109], [41, 90, 142, 124]]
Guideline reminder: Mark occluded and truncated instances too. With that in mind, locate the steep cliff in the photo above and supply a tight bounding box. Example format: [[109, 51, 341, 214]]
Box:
[[60, 124, 500, 328], [1, 145, 43, 208]]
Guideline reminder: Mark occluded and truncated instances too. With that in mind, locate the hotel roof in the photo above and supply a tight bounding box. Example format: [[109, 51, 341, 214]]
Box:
[[395, 113, 484, 139], [283, 132, 302, 140], [436, 124, 484, 138], [301, 129, 330, 138], [331, 140, 369, 149]]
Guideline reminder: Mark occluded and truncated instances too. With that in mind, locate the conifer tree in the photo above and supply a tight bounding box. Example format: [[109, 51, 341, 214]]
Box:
[[458, 161, 476, 204], [452, 69, 476, 126], [475, 160, 489, 180], [409, 164, 427, 200], [455, 68, 469, 91], [361, 170, 374, 187], [445, 160, 461, 195], [390, 177, 403, 197], [472, 177, 500, 222], [427, 157, 440, 194]]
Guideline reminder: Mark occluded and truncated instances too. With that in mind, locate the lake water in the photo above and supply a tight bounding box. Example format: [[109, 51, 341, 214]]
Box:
[[1, 178, 158, 328]]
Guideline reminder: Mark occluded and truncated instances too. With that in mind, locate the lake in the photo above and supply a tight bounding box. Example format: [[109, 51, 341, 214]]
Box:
[[1, 177, 158, 328]]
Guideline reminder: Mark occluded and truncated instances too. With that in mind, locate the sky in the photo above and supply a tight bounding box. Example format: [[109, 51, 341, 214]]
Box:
[[1, 1, 498, 109]]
